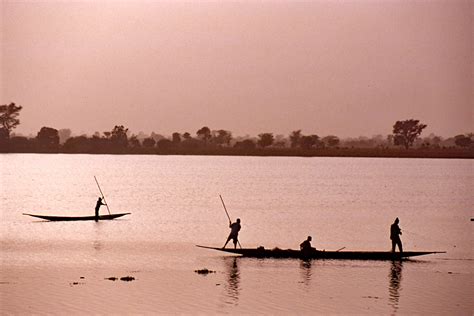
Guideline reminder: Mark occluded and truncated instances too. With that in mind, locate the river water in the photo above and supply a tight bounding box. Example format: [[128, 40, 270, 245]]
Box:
[[0, 154, 472, 314]]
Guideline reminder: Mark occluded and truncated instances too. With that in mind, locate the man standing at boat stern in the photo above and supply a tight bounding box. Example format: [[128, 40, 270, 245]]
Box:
[[390, 218, 403, 253], [223, 218, 241, 249], [95, 197, 106, 222]]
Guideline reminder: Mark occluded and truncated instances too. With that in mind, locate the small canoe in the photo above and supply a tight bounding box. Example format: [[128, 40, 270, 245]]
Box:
[[196, 245, 446, 260], [23, 213, 131, 221]]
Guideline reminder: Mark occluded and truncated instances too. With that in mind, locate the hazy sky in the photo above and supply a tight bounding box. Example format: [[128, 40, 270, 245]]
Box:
[[1, 0, 472, 138]]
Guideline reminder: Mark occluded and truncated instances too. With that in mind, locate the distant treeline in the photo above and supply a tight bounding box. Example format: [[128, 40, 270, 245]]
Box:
[[1, 103, 473, 158]]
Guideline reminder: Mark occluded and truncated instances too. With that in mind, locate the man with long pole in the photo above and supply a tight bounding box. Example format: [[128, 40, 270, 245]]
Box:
[[94, 176, 111, 221], [94, 197, 106, 222], [220, 195, 242, 249]]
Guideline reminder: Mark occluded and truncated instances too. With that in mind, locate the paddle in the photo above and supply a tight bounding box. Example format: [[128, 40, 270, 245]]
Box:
[[219, 194, 242, 249], [336, 247, 346, 252], [94, 176, 111, 215]]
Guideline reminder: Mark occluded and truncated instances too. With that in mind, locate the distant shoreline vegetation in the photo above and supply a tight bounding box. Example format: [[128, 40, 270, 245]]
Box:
[[1, 103, 473, 158]]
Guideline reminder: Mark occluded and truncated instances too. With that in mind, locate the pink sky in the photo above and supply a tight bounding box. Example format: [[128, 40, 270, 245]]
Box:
[[1, 1, 472, 138]]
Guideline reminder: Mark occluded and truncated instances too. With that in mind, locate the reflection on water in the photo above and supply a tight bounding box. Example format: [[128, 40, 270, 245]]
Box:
[[93, 240, 103, 251], [224, 257, 240, 303], [93, 222, 104, 251], [388, 261, 403, 313], [299, 260, 313, 287]]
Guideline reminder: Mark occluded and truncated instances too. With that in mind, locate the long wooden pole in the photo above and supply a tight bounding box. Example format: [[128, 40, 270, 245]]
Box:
[[94, 176, 111, 215], [219, 195, 242, 249], [219, 195, 232, 222]]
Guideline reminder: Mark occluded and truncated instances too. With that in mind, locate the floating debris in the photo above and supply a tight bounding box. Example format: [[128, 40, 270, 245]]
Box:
[[80, 277, 85, 279], [106, 276, 136, 282], [120, 276, 135, 282], [194, 268, 216, 275], [69, 282, 85, 286], [362, 296, 380, 299]]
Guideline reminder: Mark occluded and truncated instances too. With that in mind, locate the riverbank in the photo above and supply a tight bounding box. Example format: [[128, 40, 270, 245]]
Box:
[[1, 146, 473, 159]]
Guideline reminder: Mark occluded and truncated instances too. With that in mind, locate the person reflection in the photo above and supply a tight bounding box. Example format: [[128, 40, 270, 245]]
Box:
[[388, 260, 403, 312], [299, 259, 312, 287], [224, 257, 240, 302]]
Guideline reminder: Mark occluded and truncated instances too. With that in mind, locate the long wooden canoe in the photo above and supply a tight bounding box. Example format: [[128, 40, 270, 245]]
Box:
[[23, 213, 131, 221], [196, 245, 446, 260]]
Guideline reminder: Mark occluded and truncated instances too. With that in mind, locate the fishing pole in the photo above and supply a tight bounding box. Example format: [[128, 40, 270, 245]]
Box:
[[219, 195, 242, 249], [94, 176, 111, 215]]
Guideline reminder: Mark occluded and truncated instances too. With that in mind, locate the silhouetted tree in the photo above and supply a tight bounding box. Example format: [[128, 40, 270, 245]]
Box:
[[91, 134, 111, 153], [0, 128, 9, 148], [36, 127, 59, 151], [150, 132, 165, 142], [213, 129, 232, 146], [9, 136, 31, 152], [109, 125, 128, 148], [0, 128, 9, 138], [182, 132, 191, 140], [393, 119, 427, 149], [196, 126, 211, 143], [58, 129, 72, 144], [300, 135, 320, 150], [289, 130, 302, 148], [172, 132, 181, 144], [142, 137, 156, 148], [454, 134, 472, 148], [128, 135, 141, 148], [157, 138, 173, 150], [322, 135, 340, 148], [234, 139, 256, 150], [257, 133, 274, 148], [0, 102, 23, 138], [181, 137, 203, 150], [431, 135, 442, 148], [63, 136, 91, 152]]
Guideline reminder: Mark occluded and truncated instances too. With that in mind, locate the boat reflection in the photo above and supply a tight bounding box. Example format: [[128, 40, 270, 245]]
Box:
[[223, 257, 240, 303], [388, 260, 403, 313]]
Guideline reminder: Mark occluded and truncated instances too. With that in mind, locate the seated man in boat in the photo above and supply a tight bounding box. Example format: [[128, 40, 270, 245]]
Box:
[[95, 197, 106, 222], [300, 236, 316, 252], [223, 218, 241, 249], [390, 217, 403, 253]]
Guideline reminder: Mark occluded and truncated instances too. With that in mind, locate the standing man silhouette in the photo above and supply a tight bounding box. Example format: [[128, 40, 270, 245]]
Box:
[[95, 197, 106, 222], [390, 218, 403, 253], [223, 218, 241, 249]]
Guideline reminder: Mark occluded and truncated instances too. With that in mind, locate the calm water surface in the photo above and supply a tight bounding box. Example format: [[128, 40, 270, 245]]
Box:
[[1, 154, 472, 314]]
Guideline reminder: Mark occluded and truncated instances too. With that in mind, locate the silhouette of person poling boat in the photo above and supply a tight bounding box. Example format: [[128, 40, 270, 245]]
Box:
[[95, 197, 107, 222], [223, 218, 241, 249], [220, 195, 242, 249], [23, 176, 130, 221], [390, 217, 403, 253]]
